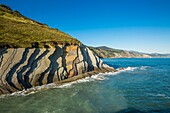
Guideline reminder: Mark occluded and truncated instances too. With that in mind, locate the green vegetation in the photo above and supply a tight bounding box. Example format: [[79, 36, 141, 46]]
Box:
[[0, 4, 80, 48]]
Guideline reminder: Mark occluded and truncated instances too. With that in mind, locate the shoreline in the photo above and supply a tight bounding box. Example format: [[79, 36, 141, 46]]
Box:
[[0, 67, 116, 97]]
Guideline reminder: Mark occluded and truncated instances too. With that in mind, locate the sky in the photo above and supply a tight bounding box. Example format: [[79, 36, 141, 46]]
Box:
[[1, 0, 170, 53]]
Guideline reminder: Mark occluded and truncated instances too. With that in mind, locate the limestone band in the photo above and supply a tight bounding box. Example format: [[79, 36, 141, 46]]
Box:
[[0, 44, 113, 95]]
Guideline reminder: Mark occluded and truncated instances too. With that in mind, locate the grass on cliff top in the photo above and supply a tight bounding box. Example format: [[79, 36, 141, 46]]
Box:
[[0, 4, 80, 48]]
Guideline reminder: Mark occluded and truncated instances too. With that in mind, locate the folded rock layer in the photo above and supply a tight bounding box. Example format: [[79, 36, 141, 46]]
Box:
[[0, 44, 114, 95]]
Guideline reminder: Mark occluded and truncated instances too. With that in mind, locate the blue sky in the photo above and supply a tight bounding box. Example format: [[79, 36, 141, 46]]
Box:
[[1, 0, 170, 53]]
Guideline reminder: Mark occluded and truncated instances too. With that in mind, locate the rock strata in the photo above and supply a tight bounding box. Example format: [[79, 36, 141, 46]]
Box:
[[0, 44, 114, 95]]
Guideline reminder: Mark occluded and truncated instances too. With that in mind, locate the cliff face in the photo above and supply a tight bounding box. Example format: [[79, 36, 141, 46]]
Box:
[[0, 45, 113, 95], [0, 5, 114, 96]]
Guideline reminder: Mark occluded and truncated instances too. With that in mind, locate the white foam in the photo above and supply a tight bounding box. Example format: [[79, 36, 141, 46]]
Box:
[[156, 94, 166, 97], [125, 67, 137, 71], [56, 78, 94, 89], [0, 66, 149, 98], [156, 94, 170, 98], [147, 93, 170, 99], [118, 66, 150, 71], [140, 66, 149, 70]]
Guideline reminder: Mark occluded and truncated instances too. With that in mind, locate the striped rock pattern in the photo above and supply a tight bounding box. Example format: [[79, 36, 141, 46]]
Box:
[[0, 45, 112, 95]]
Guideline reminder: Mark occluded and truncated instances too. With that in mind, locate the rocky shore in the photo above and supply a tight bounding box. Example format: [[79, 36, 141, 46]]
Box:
[[0, 45, 114, 96], [0, 5, 115, 96]]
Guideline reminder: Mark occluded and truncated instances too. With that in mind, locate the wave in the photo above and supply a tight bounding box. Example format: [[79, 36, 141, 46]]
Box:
[[155, 94, 170, 99], [120, 66, 150, 71], [124, 67, 137, 71], [0, 73, 116, 98], [147, 93, 170, 99], [0, 66, 149, 98], [140, 66, 150, 70]]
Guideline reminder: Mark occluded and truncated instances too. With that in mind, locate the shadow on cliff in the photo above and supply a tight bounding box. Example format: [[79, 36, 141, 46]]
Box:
[[60, 44, 69, 79], [80, 45, 94, 72], [6, 48, 29, 90], [38, 47, 60, 85], [24, 49, 49, 88]]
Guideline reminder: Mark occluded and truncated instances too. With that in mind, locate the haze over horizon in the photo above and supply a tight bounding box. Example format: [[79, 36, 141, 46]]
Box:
[[1, 0, 170, 54]]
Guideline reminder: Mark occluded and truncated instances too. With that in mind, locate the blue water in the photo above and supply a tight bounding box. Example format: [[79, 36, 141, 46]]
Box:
[[0, 58, 170, 113]]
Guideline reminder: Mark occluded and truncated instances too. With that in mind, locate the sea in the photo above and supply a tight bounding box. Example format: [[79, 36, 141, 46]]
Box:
[[0, 58, 170, 113]]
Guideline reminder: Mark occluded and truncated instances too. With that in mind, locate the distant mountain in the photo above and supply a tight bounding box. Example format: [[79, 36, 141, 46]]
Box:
[[148, 53, 170, 58], [89, 46, 170, 58]]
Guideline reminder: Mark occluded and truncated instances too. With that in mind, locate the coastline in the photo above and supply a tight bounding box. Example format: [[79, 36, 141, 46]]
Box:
[[0, 67, 116, 97]]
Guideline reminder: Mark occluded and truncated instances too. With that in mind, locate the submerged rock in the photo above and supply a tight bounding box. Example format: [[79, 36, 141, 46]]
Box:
[[119, 68, 125, 70]]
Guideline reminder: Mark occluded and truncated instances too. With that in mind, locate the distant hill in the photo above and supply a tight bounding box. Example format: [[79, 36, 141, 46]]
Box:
[[0, 4, 80, 48], [148, 53, 170, 58], [89, 46, 151, 58], [89, 46, 170, 58]]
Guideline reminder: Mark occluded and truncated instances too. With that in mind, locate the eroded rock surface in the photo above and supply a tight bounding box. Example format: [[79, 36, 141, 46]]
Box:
[[0, 44, 114, 95]]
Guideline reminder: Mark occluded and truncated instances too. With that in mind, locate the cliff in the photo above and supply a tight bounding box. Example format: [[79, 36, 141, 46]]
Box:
[[89, 46, 151, 58], [0, 5, 114, 95], [0, 45, 113, 95]]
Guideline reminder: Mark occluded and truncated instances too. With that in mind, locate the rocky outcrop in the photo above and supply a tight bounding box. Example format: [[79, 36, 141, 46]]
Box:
[[0, 44, 114, 95], [0, 5, 114, 96]]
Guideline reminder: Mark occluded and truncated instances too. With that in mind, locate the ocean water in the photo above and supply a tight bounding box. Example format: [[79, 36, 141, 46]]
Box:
[[0, 58, 170, 113]]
